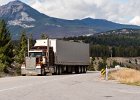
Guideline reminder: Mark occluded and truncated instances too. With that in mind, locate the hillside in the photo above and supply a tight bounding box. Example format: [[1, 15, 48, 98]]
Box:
[[64, 28, 140, 57]]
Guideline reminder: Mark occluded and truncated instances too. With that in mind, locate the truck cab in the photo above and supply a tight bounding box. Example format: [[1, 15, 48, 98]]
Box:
[[21, 46, 54, 76]]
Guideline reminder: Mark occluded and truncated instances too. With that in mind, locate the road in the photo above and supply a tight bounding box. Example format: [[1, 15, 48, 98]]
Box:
[[0, 72, 140, 100]]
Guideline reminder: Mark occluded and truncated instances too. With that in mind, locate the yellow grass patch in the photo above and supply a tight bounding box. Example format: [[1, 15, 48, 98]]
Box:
[[109, 68, 140, 86]]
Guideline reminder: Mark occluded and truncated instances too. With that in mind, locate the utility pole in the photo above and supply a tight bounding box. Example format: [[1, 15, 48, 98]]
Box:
[[109, 47, 112, 67], [28, 38, 30, 57], [111, 48, 112, 59]]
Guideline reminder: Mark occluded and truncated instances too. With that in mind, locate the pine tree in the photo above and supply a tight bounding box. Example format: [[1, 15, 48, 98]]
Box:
[[41, 33, 48, 39], [16, 30, 27, 64], [0, 20, 14, 72]]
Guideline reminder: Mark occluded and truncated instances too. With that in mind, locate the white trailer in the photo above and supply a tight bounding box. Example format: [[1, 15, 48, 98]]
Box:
[[21, 39, 90, 75]]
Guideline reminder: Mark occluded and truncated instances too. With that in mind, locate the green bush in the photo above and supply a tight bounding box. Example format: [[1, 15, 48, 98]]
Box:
[[0, 62, 5, 72]]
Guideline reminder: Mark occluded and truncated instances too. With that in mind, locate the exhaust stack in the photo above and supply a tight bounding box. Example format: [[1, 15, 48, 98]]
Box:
[[47, 38, 49, 67]]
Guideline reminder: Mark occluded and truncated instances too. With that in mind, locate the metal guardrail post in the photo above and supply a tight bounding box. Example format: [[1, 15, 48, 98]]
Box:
[[105, 65, 108, 81]]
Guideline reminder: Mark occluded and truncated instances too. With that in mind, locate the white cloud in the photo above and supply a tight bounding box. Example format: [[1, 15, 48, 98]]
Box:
[[129, 16, 140, 25], [0, 0, 12, 6], [1, 0, 140, 25], [28, 0, 107, 19], [31, 0, 48, 13]]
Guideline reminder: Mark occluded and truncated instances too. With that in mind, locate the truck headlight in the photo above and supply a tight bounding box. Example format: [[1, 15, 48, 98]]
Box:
[[36, 65, 41, 68], [21, 64, 25, 69]]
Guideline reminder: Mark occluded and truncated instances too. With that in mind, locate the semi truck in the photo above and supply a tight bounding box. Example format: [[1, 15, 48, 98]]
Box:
[[21, 39, 90, 75]]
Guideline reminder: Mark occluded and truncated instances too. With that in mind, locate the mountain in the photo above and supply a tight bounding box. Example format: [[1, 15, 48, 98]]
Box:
[[0, 0, 140, 39]]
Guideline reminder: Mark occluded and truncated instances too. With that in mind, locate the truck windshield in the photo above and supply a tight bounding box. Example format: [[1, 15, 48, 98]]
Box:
[[29, 52, 46, 57]]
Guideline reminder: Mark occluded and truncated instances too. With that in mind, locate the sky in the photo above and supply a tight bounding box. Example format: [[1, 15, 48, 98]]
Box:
[[0, 0, 140, 25]]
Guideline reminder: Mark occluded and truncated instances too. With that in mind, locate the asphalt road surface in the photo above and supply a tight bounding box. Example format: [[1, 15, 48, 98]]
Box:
[[0, 72, 140, 100]]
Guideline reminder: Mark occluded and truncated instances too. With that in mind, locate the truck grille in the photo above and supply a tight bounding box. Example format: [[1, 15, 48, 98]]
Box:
[[25, 57, 36, 69]]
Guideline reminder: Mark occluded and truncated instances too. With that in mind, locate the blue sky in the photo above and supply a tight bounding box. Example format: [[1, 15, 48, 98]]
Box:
[[0, 0, 140, 25]]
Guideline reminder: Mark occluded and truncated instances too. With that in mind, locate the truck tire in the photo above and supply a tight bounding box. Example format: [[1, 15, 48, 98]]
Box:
[[22, 74, 26, 76], [58, 66, 62, 75], [79, 66, 82, 73], [83, 66, 86, 73], [85, 66, 87, 72], [81, 66, 83, 73], [41, 68, 45, 76], [56, 66, 59, 75], [66, 66, 72, 74], [75, 67, 78, 74], [53, 66, 56, 75], [75, 66, 81, 74]]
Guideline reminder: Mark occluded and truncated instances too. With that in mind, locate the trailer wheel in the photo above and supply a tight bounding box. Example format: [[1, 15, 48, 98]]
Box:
[[75, 67, 78, 74], [53, 66, 57, 75], [78, 66, 81, 74], [58, 66, 62, 75], [56, 66, 59, 75], [66, 66, 72, 74], [83, 66, 86, 73], [75, 66, 81, 74], [85, 66, 87, 72], [81, 66, 83, 73]]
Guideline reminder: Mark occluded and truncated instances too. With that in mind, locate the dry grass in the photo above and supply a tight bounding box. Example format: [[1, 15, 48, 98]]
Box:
[[109, 68, 140, 86]]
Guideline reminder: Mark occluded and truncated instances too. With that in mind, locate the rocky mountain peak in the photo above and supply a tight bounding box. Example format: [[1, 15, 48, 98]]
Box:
[[0, 0, 26, 18], [0, 0, 45, 28]]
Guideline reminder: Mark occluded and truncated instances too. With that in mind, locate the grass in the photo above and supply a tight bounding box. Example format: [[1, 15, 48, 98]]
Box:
[[109, 68, 140, 86]]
